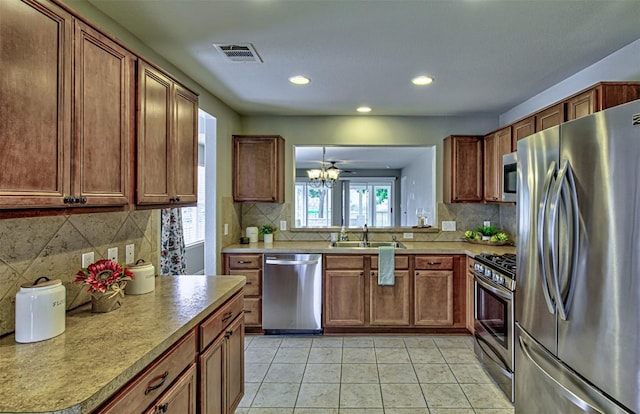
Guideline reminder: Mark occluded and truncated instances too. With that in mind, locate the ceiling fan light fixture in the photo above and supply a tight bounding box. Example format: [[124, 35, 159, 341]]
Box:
[[289, 75, 310, 85], [412, 75, 434, 86], [307, 147, 340, 188]]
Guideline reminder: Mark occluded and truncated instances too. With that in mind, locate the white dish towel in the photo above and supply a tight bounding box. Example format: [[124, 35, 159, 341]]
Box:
[[378, 246, 395, 286]]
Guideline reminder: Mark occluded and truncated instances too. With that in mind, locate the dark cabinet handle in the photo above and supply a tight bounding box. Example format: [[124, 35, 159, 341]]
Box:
[[144, 371, 169, 395], [221, 311, 233, 322], [427, 262, 442, 265], [80, 196, 87, 204], [175, 197, 180, 202], [63, 196, 71, 204], [246, 281, 252, 285], [157, 403, 169, 413], [238, 260, 249, 264], [244, 309, 252, 313]]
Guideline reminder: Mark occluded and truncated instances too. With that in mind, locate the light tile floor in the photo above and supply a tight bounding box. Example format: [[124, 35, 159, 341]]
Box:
[[236, 335, 514, 414]]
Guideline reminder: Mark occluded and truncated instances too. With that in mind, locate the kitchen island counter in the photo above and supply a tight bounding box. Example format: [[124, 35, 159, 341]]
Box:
[[222, 240, 515, 256], [0, 275, 246, 414]]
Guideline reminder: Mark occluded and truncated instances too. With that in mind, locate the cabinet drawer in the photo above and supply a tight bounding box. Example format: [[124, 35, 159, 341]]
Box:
[[228, 269, 260, 296], [200, 293, 244, 351], [97, 330, 197, 414], [415, 256, 453, 270], [370, 255, 409, 270], [243, 297, 262, 326], [227, 255, 262, 269], [325, 255, 365, 270]]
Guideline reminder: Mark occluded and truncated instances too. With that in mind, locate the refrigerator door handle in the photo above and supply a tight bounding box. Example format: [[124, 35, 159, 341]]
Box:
[[549, 159, 580, 320], [537, 161, 557, 314], [518, 334, 609, 414]]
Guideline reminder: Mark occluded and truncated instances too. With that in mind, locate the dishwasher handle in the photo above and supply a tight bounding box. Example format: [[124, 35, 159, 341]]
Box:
[[265, 258, 319, 265]]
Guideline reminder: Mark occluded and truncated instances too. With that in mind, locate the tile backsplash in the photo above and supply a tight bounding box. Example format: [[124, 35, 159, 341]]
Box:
[[0, 210, 159, 336]]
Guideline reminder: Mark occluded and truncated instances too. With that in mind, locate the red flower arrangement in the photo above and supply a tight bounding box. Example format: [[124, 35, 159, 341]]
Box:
[[75, 259, 134, 297]]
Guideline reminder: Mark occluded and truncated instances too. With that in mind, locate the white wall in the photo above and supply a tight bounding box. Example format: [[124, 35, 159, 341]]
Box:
[[500, 38, 640, 125]]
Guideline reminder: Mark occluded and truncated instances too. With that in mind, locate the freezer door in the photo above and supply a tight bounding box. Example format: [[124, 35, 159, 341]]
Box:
[[515, 324, 631, 414], [516, 127, 559, 354], [556, 100, 640, 412]]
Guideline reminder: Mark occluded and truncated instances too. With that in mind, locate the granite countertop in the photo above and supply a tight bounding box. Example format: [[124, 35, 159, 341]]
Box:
[[0, 275, 246, 414], [222, 240, 516, 256]]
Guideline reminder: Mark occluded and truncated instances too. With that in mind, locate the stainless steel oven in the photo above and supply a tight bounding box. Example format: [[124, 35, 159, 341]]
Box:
[[473, 253, 516, 402]]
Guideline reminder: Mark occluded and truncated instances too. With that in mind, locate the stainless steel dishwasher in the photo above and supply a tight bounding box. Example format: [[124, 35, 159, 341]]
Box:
[[262, 253, 322, 334]]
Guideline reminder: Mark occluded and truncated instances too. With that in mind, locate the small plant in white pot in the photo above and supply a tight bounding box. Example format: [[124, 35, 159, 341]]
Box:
[[259, 224, 277, 244]]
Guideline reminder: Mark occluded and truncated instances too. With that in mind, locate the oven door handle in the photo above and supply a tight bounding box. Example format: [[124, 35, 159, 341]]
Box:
[[475, 334, 513, 378], [474, 274, 513, 301]]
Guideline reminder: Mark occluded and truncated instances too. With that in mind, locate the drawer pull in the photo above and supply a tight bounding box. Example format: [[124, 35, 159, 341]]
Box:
[[221, 311, 234, 322], [244, 309, 253, 313], [157, 402, 169, 413], [237, 260, 251, 264], [225, 329, 234, 339], [427, 262, 442, 265], [246, 281, 253, 285], [144, 371, 169, 395]]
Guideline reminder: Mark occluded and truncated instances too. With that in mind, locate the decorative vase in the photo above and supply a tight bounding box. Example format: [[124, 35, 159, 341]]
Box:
[[263, 233, 274, 244], [91, 289, 123, 313]]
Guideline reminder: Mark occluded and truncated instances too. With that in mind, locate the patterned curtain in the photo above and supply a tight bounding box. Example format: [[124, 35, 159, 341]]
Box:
[[161, 208, 186, 275]]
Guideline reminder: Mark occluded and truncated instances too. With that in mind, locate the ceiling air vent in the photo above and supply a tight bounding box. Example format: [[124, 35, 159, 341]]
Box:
[[213, 43, 262, 63]]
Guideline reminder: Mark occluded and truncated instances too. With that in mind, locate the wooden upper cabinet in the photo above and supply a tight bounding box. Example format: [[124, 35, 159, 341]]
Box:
[[566, 89, 597, 121], [137, 60, 198, 206], [233, 135, 285, 203], [566, 82, 640, 121], [443, 136, 483, 203], [483, 127, 511, 203], [536, 102, 565, 132], [0, 0, 72, 208], [74, 21, 134, 206], [511, 115, 536, 149]]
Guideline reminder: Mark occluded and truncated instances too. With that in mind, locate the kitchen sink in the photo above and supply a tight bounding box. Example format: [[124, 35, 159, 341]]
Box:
[[329, 241, 406, 248]]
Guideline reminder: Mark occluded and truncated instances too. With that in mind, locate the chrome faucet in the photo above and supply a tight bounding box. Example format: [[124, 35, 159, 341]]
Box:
[[362, 224, 369, 246]]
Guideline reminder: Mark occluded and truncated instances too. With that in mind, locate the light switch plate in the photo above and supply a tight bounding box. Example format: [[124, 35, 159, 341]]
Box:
[[125, 244, 135, 264], [82, 252, 94, 268], [442, 221, 457, 231], [483, 221, 491, 227], [224, 223, 229, 235], [280, 220, 287, 231], [108, 247, 118, 262], [403, 232, 414, 239]]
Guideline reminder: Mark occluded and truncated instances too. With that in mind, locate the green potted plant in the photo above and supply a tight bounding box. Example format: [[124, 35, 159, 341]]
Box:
[[259, 224, 277, 244]]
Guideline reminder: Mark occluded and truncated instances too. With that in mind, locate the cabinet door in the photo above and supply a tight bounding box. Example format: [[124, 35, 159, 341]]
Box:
[[242, 297, 262, 326], [199, 334, 225, 414], [172, 84, 198, 204], [233, 136, 285, 202], [144, 364, 197, 414], [512, 116, 536, 149], [225, 316, 245, 414], [414, 270, 453, 326], [536, 103, 565, 131], [324, 270, 365, 326], [137, 61, 172, 204], [484, 127, 511, 202], [74, 21, 133, 206], [566, 89, 597, 121], [443, 136, 483, 203], [0, 0, 72, 208], [369, 270, 410, 326]]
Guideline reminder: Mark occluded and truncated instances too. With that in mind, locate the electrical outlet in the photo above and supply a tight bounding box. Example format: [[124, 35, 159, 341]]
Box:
[[442, 221, 457, 231], [125, 244, 135, 264], [224, 223, 229, 235], [484, 221, 491, 227], [107, 247, 118, 262], [403, 232, 414, 239], [82, 252, 94, 268], [280, 220, 287, 231]]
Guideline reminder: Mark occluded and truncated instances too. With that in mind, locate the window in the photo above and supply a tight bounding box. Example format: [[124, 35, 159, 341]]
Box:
[[182, 111, 207, 246], [295, 180, 333, 228], [344, 179, 394, 227]]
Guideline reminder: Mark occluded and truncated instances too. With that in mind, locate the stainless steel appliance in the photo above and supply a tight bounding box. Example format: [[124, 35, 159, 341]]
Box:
[[473, 252, 516, 402], [502, 152, 517, 202], [263, 253, 322, 334], [515, 100, 640, 413]]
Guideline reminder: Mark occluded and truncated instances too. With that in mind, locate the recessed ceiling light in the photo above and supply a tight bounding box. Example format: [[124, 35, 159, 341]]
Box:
[[412, 75, 434, 86], [289, 75, 310, 85], [357, 106, 372, 113]]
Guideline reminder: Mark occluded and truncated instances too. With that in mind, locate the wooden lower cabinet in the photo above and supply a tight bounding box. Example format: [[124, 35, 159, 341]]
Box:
[[414, 270, 453, 326], [199, 315, 245, 414], [223, 254, 263, 329], [369, 270, 410, 326], [466, 257, 476, 334], [143, 364, 197, 414], [324, 269, 366, 326]]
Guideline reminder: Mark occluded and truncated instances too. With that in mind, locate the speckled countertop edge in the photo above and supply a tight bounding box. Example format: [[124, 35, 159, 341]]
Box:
[[222, 241, 516, 256], [0, 275, 246, 414]]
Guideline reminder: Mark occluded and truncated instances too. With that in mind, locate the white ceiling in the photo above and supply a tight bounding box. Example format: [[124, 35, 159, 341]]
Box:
[[295, 146, 433, 170], [84, 0, 640, 117]]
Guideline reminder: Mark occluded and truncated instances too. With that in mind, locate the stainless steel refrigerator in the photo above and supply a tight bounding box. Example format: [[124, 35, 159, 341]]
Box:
[[515, 100, 640, 413]]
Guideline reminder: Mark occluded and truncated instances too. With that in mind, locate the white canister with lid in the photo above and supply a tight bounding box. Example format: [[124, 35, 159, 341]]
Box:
[[246, 226, 259, 243], [15, 277, 66, 343], [125, 259, 156, 295]]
